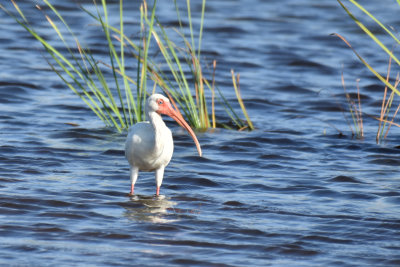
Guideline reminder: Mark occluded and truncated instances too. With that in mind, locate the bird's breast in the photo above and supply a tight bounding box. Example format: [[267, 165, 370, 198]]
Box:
[[125, 122, 174, 171]]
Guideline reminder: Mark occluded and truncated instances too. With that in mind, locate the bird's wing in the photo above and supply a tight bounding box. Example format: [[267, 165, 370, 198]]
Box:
[[125, 122, 158, 169]]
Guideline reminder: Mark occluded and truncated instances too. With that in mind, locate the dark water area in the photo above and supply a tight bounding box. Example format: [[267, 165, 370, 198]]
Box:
[[1, 0, 400, 266]]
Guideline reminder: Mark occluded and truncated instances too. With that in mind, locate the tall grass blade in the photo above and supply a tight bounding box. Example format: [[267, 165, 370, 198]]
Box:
[[203, 77, 244, 129], [374, 117, 400, 128], [346, 0, 400, 45], [198, 0, 206, 59], [10, 0, 27, 22], [119, 0, 134, 126], [341, 72, 356, 136], [332, 33, 400, 96], [355, 79, 363, 137], [46, 57, 112, 127], [377, 55, 392, 142], [211, 60, 217, 128], [186, 0, 196, 60], [140, 0, 157, 122], [231, 70, 254, 130], [98, 0, 127, 128], [338, 0, 400, 67], [336, 70, 354, 136], [384, 102, 400, 139], [382, 75, 400, 141]]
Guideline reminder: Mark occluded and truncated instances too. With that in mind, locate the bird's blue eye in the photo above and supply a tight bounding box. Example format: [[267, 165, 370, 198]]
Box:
[[158, 100, 164, 105]]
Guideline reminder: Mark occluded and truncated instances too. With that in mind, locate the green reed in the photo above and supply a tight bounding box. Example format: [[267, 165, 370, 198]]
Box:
[[341, 74, 363, 139], [1, 0, 253, 132], [334, 0, 400, 142], [376, 55, 400, 143], [146, 0, 253, 130], [336, 0, 400, 96]]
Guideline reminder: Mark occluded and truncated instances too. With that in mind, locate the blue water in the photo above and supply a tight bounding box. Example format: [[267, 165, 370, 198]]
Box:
[[1, 0, 400, 266]]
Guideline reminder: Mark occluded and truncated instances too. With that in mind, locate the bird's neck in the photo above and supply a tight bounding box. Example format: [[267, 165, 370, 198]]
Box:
[[148, 111, 166, 129], [148, 111, 167, 151]]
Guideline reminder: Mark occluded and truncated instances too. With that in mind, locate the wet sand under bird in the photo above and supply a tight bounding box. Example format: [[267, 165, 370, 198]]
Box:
[[125, 94, 202, 196]]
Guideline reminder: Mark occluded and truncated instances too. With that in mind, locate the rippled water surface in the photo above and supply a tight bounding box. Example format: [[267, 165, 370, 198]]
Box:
[[1, 0, 400, 266]]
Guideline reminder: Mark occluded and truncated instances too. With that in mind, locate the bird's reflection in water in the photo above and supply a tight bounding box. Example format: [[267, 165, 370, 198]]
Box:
[[123, 194, 178, 223]]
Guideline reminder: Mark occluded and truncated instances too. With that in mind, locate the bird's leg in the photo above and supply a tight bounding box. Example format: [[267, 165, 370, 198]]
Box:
[[156, 186, 160, 196], [130, 184, 135, 196], [155, 166, 165, 196], [129, 166, 139, 196]]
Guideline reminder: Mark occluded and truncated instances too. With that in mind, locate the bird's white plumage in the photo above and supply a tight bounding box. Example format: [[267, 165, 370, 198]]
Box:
[[125, 94, 201, 196], [125, 120, 173, 172]]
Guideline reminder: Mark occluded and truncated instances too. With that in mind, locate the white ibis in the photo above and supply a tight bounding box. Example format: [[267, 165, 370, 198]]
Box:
[[125, 94, 202, 196]]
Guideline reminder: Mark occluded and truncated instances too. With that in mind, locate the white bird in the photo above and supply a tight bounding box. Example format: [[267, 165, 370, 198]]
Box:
[[125, 94, 202, 196]]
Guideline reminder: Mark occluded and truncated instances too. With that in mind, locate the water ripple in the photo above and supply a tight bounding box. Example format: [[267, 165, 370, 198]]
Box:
[[1, 0, 400, 266]]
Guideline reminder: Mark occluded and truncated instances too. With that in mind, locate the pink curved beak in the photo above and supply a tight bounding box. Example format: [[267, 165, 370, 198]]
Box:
[[158, 102, 202, 157]]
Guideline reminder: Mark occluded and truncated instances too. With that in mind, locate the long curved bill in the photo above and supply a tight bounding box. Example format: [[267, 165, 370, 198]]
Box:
[[163, 102, 202, 157]]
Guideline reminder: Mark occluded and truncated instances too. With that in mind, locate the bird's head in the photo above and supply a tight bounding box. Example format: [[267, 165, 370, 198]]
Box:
[[146, 94, 170, 114], [146, 94, 202, 157]]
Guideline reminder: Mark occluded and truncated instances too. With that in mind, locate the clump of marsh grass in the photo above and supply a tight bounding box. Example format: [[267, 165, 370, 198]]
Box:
[[2, 0, 149, 133], [335, 56, 400, 142], [333, 0, 400, 142], [340, 73, 364, 139], [1, 0, 254, 132], [375, 55, 400, 143], [146, 0, 253, 130]]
